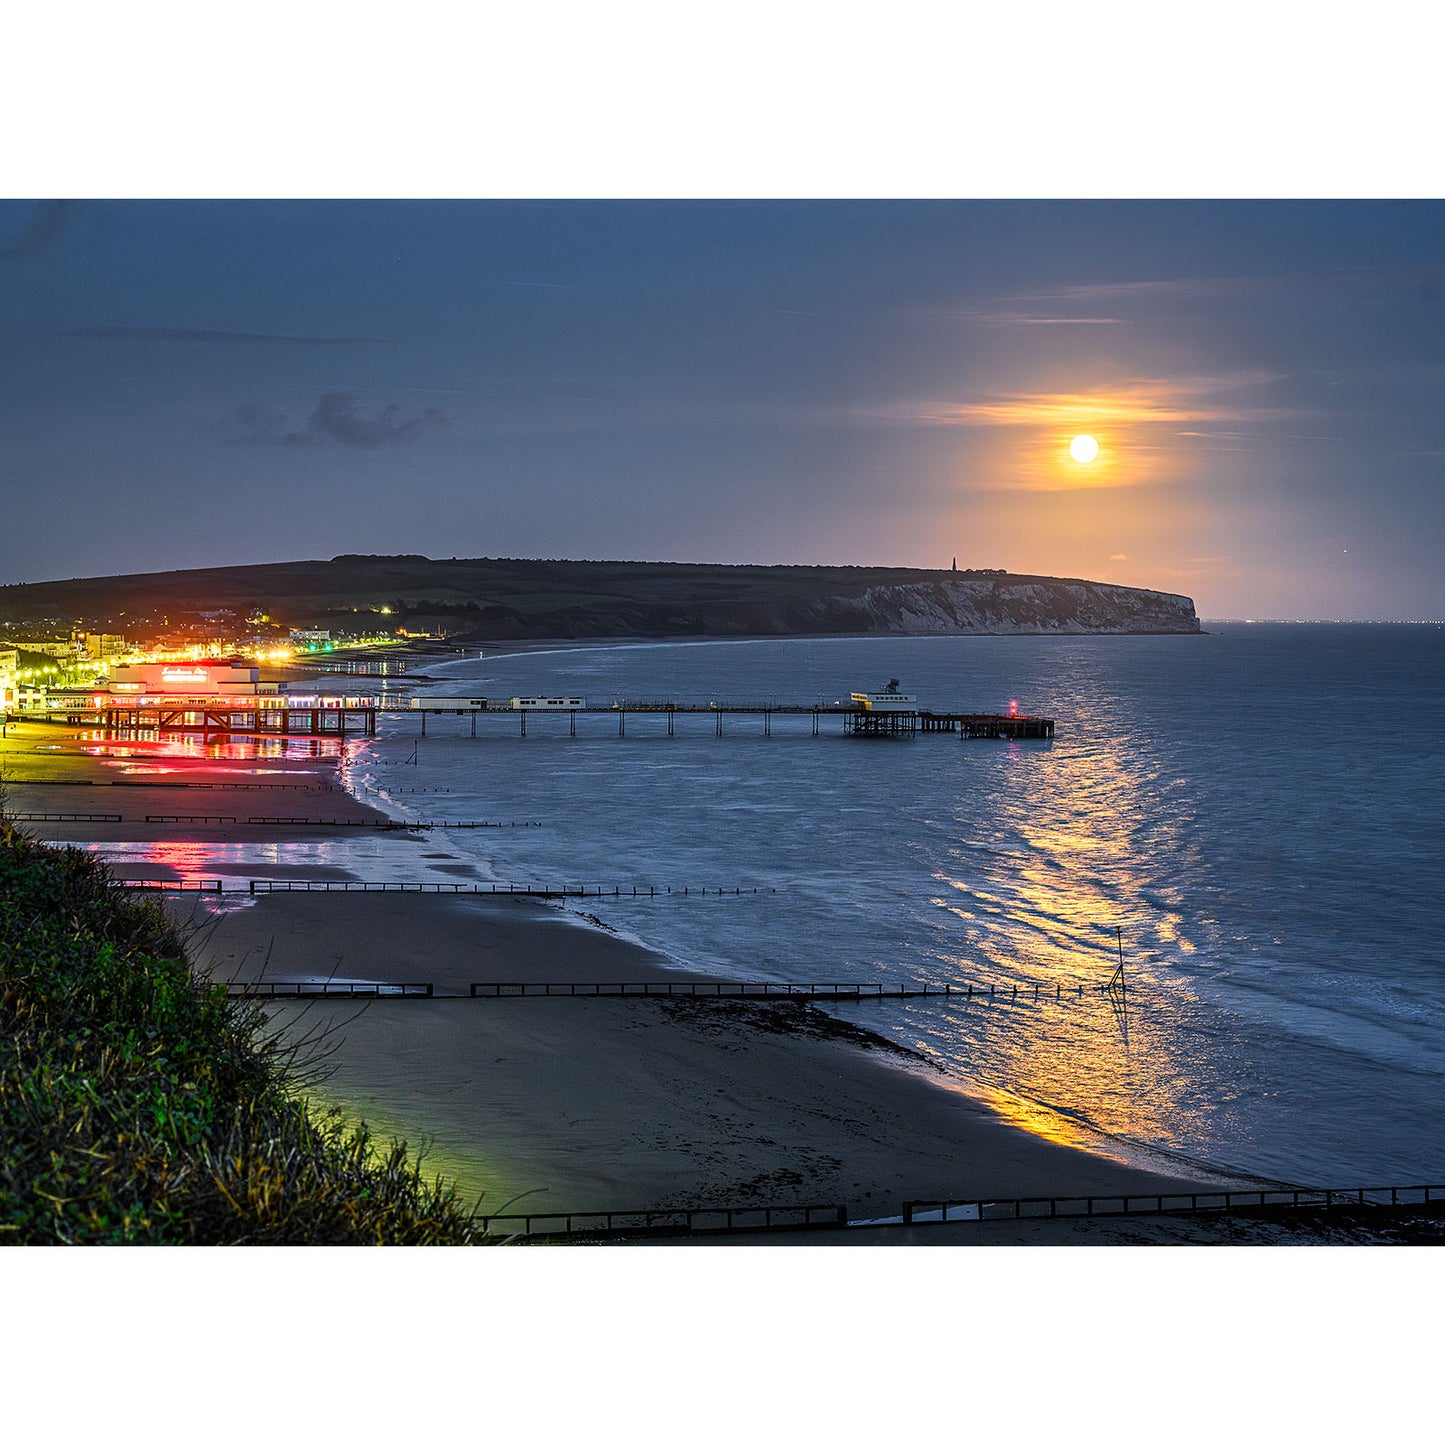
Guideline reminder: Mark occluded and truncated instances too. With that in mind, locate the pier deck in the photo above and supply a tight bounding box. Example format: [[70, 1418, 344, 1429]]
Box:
[[27, 704, 378, 736], [17, 700, 1052, 741], [396, 700, 1054, 740]]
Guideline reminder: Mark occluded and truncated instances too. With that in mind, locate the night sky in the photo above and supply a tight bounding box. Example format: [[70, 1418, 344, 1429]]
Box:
[[3, 198, 1443, 621]]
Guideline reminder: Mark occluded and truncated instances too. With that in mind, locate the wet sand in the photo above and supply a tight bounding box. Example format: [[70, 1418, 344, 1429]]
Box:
[[2, 715, 1263, 1239]]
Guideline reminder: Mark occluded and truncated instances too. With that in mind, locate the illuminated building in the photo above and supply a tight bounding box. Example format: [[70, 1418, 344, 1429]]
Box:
[[103, 661, 281, 705]]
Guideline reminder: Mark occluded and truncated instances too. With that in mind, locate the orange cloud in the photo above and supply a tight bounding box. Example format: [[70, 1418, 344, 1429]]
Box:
[[878, 372, 1293, 492], [892, 372, 1287, 430]]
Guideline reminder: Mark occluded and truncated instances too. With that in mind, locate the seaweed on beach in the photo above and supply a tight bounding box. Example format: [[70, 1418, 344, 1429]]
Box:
[[658, 995, 929, 1063], [0, 816, 488, 1245]]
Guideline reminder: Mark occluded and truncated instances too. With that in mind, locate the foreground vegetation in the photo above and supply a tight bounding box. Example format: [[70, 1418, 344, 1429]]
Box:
[[0, 819, 486, 1244]]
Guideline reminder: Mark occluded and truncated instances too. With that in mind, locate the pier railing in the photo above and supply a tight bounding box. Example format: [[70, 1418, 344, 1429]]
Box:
[[480, 1203, 849, 1238], [897, 1183, 1445, 1225], [478, 1184, 1445, 1240]]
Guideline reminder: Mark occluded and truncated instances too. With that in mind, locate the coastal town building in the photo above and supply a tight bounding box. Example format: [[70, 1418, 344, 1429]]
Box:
[[76, 631, 127, 661]]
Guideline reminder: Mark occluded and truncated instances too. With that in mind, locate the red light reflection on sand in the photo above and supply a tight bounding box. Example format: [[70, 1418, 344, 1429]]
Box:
[[72, 731, 347, 764], [111, 839, 225, 884]]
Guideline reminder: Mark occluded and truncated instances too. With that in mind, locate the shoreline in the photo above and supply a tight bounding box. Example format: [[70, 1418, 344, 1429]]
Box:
[[1, 713, 1275, 1238]]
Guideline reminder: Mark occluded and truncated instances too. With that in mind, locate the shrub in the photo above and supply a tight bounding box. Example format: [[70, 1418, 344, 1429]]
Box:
[[0, 818, 488, 1244]]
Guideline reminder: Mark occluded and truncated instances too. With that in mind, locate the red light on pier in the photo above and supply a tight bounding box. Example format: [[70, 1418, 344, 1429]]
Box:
[[1009, 699, 1019, 716]]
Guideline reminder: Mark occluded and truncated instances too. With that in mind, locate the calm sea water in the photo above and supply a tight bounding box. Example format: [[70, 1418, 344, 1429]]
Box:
[[344, 624, 1442, 1187]]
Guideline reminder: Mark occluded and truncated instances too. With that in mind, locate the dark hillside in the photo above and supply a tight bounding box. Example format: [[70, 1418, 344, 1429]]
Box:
[[0, 556, 1201, 639]]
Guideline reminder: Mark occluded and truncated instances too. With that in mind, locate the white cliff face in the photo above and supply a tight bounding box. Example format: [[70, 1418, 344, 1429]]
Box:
[[653, 576, 1201, 639], [849, 579, 1200, 635]]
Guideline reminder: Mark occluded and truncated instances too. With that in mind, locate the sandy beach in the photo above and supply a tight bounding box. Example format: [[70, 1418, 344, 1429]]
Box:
[[2, 714, 1269, 1240]]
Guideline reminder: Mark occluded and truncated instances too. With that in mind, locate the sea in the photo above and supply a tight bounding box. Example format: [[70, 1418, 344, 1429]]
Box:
[[72, 623, 1442, 1189], [335, 622, 1445, 1190]]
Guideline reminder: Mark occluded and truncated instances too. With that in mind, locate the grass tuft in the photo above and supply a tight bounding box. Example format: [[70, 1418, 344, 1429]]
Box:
[[0, 814, 489, 1244]]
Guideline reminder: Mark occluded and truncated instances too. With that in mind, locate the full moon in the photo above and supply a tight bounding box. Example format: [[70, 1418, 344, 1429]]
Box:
[[1069, 434, 1099, 463]]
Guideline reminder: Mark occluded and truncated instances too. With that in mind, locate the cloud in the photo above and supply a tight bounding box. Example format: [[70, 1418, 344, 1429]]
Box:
[[972, 311, 1125, 327], [1109, 553, 1128, 561], [1014, 266, 1445, 309], [56, 326, 385, 346], [880, 372, 1291, 430], [232, 393, 448, 449], [0, 200, 76, 258]]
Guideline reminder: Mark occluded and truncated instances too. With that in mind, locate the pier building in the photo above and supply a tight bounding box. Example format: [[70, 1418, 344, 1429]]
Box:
[[25, 660, 378, 736], [847, 680, 918, 734]]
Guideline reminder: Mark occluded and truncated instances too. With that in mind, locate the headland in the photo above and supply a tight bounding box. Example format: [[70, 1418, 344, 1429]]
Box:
[[0, 555, 1202, 645]]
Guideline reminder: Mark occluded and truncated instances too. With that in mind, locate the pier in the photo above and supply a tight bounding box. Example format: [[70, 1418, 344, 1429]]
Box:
[[18, 687, 1051, 741], [396, 699, 1054, 740]]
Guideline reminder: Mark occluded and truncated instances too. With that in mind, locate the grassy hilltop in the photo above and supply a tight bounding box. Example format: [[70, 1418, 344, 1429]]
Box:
[[0, 555, 1201, 640]]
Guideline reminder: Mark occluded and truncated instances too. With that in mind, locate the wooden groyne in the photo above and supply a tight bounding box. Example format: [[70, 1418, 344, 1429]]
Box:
[[227, 981, 434, 998], [12, 811, 123, 823], [465, 979, 1108, 1000], [897, 1183, 1445, 1226], [221, 976, 1121, 1002], [113, 878, 774, 898], [242, 879, 775, 897]]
